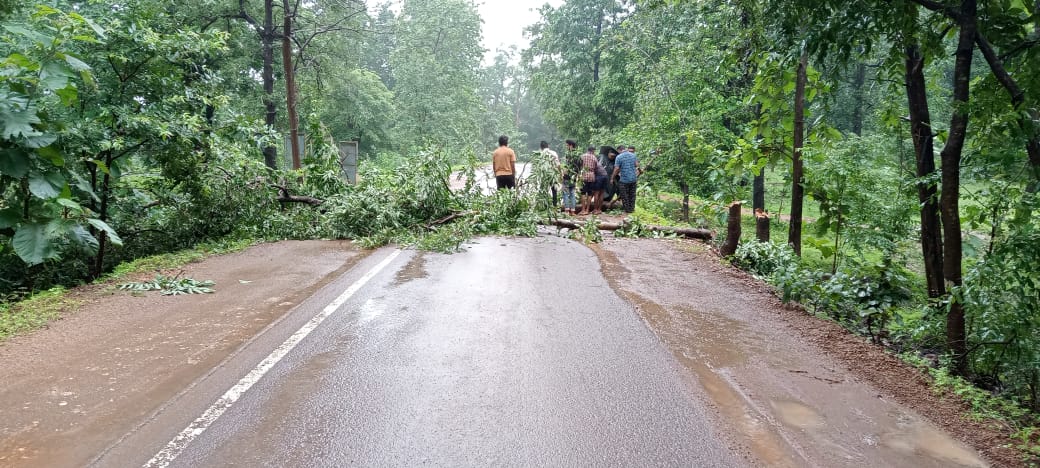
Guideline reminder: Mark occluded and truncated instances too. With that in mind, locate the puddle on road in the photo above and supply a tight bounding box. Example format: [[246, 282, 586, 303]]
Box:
[[772, 400, 826, 430], [394, 253, 428, 285], [592, 245, 803, 466], [630, 292, 805, 467], [880, 416, 989, 467]]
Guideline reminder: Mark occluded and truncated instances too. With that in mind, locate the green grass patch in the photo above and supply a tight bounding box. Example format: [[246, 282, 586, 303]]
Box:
[[0, 287, 77, 341], [101, 238, 254, 283]]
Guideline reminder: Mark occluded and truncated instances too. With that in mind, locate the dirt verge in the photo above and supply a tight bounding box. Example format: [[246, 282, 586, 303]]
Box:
[[593, 238, 1023, 468], [0, 240, 366, 467]]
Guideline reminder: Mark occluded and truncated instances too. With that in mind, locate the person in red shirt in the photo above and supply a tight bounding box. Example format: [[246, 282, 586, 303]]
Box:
[[578, 146, 603, 215]]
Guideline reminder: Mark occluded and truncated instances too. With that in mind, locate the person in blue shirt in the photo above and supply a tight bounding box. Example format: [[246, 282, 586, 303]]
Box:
[[611, 145, 641, 213]]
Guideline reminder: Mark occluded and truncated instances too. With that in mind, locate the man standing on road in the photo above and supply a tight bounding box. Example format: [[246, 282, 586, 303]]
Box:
[[493, 135, 517, 190], [612, 145, 641, 213], [600, 147, 619, 210], [560, 140, 580, 214], [578, 146, 603, 215]]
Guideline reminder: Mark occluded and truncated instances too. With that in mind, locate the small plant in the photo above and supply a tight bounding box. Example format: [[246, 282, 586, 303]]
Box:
[[572, 215, 604, 244], [731, 240, 798, 278], [614, 217, 647, 238], [119, 273, 215, 296]]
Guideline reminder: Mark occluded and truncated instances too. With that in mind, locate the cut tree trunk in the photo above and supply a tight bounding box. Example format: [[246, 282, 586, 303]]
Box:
[[755, 208, 770, 242], [720, 202, 742, 256], [546, 219, 712, 240]]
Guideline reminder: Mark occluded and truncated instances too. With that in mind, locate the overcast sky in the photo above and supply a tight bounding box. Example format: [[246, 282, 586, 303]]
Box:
[[476, 0, 563, 60]]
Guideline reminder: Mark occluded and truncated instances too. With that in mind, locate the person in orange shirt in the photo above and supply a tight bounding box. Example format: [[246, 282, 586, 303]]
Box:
[[492, 135, 517, 190]]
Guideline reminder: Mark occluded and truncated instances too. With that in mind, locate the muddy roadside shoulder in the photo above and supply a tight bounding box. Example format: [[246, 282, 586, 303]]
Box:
[[591, 238, 1024, 468], [0, 240, 369, 468]]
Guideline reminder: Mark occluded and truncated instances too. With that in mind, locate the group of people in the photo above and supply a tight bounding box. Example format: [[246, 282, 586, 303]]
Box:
[[540, 140, 641, 215], [491, 135, 642, 215]]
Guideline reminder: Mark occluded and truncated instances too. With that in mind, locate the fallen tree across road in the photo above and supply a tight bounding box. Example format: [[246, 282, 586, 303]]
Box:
[[545, 219, 713, 240]]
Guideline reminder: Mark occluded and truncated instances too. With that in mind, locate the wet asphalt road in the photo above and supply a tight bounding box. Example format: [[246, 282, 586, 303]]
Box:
[[102, 236, 741, 467]]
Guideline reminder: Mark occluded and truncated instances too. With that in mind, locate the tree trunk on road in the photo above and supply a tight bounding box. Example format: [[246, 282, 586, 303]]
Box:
[[547, 219, 712, 240]]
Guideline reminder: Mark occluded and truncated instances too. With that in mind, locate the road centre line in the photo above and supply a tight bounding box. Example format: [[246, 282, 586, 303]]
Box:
[[143, 249, 403, 468]]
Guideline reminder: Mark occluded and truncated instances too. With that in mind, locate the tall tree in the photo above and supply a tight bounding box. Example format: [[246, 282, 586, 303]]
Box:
[[390, 0, 483, 151], [788, 50, 809, 255], [524, 0, 633, 143]]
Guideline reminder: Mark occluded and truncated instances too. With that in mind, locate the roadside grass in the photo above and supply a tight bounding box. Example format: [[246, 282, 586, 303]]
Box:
[[0, 287, 76, 340], [0, 238, 256, 342]]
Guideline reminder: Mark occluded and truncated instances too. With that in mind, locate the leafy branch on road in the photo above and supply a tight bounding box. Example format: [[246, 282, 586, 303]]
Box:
[[119, 272, 215, 296]]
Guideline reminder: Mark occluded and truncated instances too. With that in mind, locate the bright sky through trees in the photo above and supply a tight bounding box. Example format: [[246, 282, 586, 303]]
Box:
[[477, 0, 562, 60]]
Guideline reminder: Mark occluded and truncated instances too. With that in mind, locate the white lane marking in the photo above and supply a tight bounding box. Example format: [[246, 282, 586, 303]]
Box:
[[144, 249, 402, 468]]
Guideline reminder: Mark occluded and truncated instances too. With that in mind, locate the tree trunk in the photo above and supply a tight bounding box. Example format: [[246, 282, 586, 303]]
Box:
[[755, 209, 770, 242], [851, 61, 867, 136], [752, 103, 768, 242], [261, 0, 278, 169], [753, 172, 768, 243], [720, 202, 742, 256], [905, 39, 946, 299], [788, 51, 808, 256], [680, 181, 690, 222], [91, 153, 114, 279], [941, 0, 978, 376], [547, 219, 712, 240], [282, 0, 301, 170]]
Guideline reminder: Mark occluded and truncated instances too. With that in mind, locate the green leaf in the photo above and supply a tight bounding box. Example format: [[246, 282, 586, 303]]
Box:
[[3, 25, 51, 44], [67, 224, 99, 254], [56, 86, 78, 106], [1, 105, 41, 139], [70, 13, 107, 40], [0, 208, 21, 229], [90, 159, 109, 175], [70, 171, 98, 202], [36, 146, 64, 166], [0, 148, 31, 177], [4, 53, 34, 68], [28, 171, 65, 199], [22, 133, 58, 149], [12, 222, 59, 265], [62, 54, 91, 72], [56, 197, 83, 213], [86, 218, 123, 246], [40, 61, 74, 91]]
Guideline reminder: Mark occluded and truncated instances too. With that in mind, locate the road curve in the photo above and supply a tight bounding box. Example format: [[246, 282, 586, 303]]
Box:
[[101, 237, 742, 467]]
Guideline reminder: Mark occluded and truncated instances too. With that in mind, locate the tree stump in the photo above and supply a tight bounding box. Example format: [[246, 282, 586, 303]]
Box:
[[755, 208, 770, 243], [720, 202, 742, 256]]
